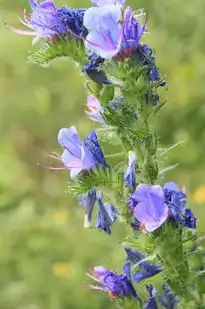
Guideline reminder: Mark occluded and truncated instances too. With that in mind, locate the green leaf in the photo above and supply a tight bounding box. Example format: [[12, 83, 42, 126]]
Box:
[[197, 273, 205, 295], [152, 100, 167, 115], [159, 163, 179, 177], [160, 141, 183, 156], [100, 85, 115, 105], [28, 37, 86, 67], [68, 168, 115, 195]]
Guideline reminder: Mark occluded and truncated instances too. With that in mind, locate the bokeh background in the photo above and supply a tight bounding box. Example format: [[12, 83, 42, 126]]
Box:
[[0, 0, 205, 308]]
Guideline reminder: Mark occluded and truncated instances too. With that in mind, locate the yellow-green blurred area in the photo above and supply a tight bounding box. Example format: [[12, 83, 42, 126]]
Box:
[[0, 0, 205, 308]]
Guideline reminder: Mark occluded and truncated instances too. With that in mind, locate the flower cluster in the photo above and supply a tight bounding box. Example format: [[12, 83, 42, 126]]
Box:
[[13, 0, 203, 308], [88, 247, 179, 309]]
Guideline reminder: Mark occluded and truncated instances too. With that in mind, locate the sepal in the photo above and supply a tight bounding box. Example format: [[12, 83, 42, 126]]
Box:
[[67, 167, 113, 195], [28, 36, 86, 66]]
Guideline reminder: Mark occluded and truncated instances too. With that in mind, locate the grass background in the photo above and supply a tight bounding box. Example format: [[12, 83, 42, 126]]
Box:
[[0, 0, 205, 308]]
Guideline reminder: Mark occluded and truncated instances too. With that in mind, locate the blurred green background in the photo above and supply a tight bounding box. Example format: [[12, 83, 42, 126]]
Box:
[[0, 0, 205, 308]]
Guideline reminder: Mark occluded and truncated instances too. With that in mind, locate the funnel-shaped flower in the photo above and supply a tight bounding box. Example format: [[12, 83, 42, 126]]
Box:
[[96, 198, 120, 234], [122, 7, 145, 51], [163, 182, 186, 222], [58, 126, 95, 179], [82, 53, 112, 85], [88, 265, 139, 299], [159, 284, 179, 309], [57, 127, 107, 179], [144, 285, 158, 309], [129, 184, 169, 232], [184, 208, 197, 229], [163, 182, 197, 229], [86, 95, 104, 123], [84, 4, 145, 59], [124, 151, 136, 190], [84, 5, 123, 59], [78, 189, 97, 227], [84, 130, 109, 168], [10, 0, 86, 44], [135, 44, 166, 86]]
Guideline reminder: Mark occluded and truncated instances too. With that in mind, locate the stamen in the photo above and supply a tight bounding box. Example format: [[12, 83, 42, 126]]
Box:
[[88, 285, 105, 291], [86, 272, 100, 282], [6, 24, 36, 36], [37, 164, 66, 170], [18, 15, 33, 28], [23, 9, 31, 24]]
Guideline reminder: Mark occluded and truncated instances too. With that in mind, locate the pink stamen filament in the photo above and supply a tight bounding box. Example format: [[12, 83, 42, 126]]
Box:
[[88, 285, 105, 291]]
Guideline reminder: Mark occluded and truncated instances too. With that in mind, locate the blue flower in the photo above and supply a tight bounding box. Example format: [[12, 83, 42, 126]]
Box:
[[96, 197, 120, 234], [135, 44, 165, 86], [77, 189, 97, 227], [92, 0, 126, 6], [144, 285, 158, 309], [83, 5, 145, 59], [58, 126, 96, 179], [88, 265, 139, 299], [57, 127, 108, 178], [163, 182, 186, 223], [56, 7, 87, 37], [159, 284, 179, 309], [129, 184, 169, 232], [84, 130, 109, 168], [86, 95, 105, 123], [82, 53, 112, 85], [163, 182, 197, 229], [11, 0, 86, 44], [124, 151, 136, 190], [184, 208, 197, 229], [84, 5, 123, 59], [122, 7, 145, 52], [124, 248, 162, 283]]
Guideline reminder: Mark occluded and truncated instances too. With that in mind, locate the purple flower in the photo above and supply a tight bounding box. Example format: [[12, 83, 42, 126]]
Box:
[[129, 184, 169, 232], [84, 130, 109, 168], [184, 208, 197, 229], [10, 0, 86, 44], [96, 197, 120, 234], [83, 5, 145, 59], [124, 151, 136, 190], [82, 53, 112, 84], [86, 95, 105, 123], [88, 265, 138, 299], [77, 189, 97, 227], [163, 182, 186, 223], [56, 7, 87, 37], [58, 127, 96, 179], [92, 0, 126, 6], [159, 284, 179, 309], [57, 127, 107, 179], [135, 44, 165, 86], [84, 5, 123, 59], [163, 182, 197, 229], [122, 7, 145, 52], [124, 248, 162, 283], [144, 285, 158, 309]]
